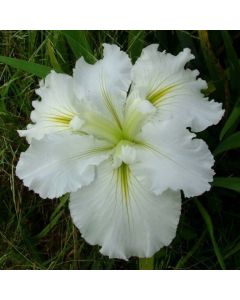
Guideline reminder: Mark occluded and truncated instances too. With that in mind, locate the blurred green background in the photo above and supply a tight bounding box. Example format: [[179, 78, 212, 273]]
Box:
[[0, 30, 239, 270]]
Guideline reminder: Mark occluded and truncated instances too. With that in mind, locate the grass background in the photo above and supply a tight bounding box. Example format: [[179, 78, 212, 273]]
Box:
[[0, 30, 239, 270]]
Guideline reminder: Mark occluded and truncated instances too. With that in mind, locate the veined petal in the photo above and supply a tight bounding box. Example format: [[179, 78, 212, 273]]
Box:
[[18, 71, 82, 142], [132, 120, 215, 198], [123, 91, 156, 140], [131, 45, 224, 132], [69, 160, 181, 260], [80, 92, 156, 145], [73, 44, 132, 128], [16, 134, 111, 199]]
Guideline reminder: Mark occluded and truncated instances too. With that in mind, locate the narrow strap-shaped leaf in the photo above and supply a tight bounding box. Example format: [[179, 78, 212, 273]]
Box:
[[221, 31, 240, 93], [198, 31, 228, 108], [176, 31, 200, 68], [46, 39, 63, 73], [194, 198, 225, 270], [198, 31, 222, 85], [175, 230, 207, 269], [214, 131, 240, 156], [0, 55, 51, 77], [49, 194, 69, 222], [62, 30, 96, 63], [224, 242, 240, 259], [139, 257, 154, 270], [35, 194, 69, 240], [213, 177, 240, 193], [128, 30, 145, 63], [220, 100, 240, 140]]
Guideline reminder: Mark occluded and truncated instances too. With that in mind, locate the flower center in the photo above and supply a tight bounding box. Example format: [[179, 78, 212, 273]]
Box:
[[112, 140, 137, 168], [74, 97, 156, 170]]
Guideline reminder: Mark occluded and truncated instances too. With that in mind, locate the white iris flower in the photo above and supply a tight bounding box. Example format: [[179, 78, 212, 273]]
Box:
[[16, 44, 224, 260]]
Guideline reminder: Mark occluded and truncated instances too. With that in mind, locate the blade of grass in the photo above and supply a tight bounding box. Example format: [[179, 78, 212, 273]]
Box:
[[44, 219, 76, 269], [176, 31, 200, 67], [19, 226, 44, 265], [62, 30, 96, 63], [139, 257, 154, 270], [35, 195, 69, 240], [194, 198, 225, 269], [0, 55, 51, 77], [175, 230, 207, 269], [35, 211, 64, 240], [0, 230, 42, 269], [49, 194, 69, 222], [198, 31, 229, 111], [214, 131, 240, 156], [128, 31, 145, 63], [213, 177, 240, 193], [224, 242, 240, 259], [221, 31, 240, 93], [198, 31, 222, 86], [220, 100, 240, 140], [46, 39, 63, 73]]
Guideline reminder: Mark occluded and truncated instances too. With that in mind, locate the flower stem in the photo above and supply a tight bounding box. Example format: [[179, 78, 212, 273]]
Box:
[[139, 257, 154, 270]]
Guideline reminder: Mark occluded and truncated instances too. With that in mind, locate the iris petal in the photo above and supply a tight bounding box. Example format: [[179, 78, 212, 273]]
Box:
[[132, 119, 215, 197], [73, 44, 132, 127], [131, 45, 224, 132], [16, 133, 111, 199], [69, 160, 181, 260], [18, 71, 82, 142]]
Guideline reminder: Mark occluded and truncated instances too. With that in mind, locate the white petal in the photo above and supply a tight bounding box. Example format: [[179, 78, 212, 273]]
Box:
[[73, 44, 132, 127], [123, 92, 156, 139], [69, 160, 181, 260], [112, 144, 137, 168], [131, 45, 224, 132], [16, 134, 110, 199], [69, 116, 85, 131], [132, 120, 215, 198], [19, 71, 82, 142]]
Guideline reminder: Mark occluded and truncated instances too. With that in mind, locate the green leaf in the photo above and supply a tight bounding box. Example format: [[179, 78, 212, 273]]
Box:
[[62, 30, 96, 63], [176, 31, 197, 50], [35, 194, 69, 239], [221, 31, 240, 92], [224, 242, 240, 259], [213, 177, 240, 193], [46, 39, 63, 73], [198, 31, 225, 100], [175, 230, 207, 269], [203, 81, 216, 96], [0, 55, 51, 77], [139, 257, 154, 270], [194, 198, 225, 269], [198, 31, 221, 82], [128, 31, 145, 63], [176, 31, 200, 67], [214, 131, 240, 156], [220, 101, 240, 140]]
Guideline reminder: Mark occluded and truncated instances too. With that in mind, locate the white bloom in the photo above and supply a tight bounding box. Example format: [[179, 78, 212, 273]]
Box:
[[16, 44, 224, 260]]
